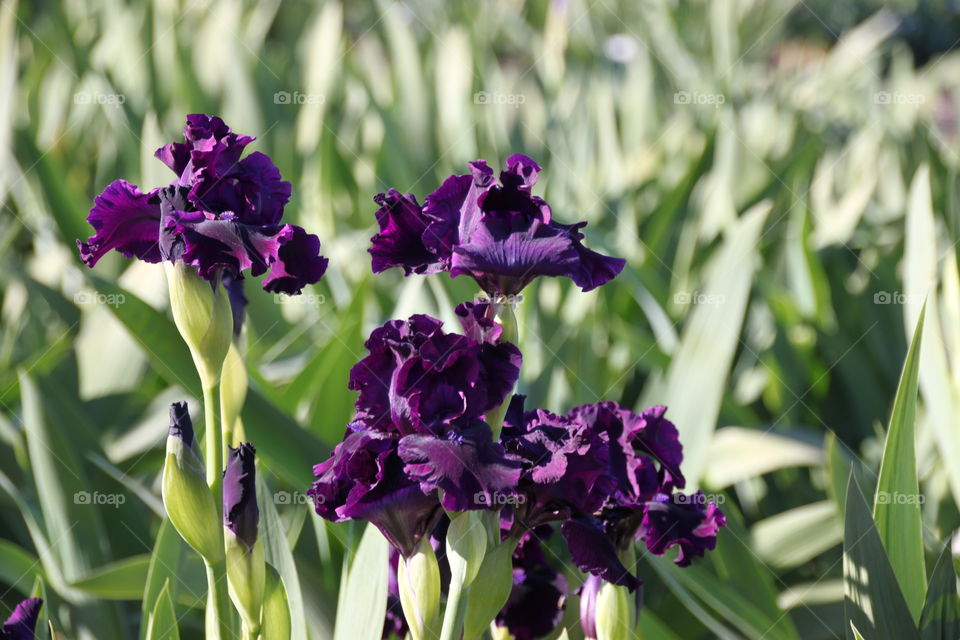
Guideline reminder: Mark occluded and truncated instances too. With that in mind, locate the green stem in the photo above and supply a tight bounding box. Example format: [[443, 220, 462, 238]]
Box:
[[487, 302, 519, 441], [202, 385, 232, 640], [205, 559, 233, 640], [439, 578, 469, 640]]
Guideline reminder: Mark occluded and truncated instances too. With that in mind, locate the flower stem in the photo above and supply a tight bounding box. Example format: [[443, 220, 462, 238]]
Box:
[[487, 301, 519, 441], [202, 384, 232, 640], [439, 578, 469, 640]]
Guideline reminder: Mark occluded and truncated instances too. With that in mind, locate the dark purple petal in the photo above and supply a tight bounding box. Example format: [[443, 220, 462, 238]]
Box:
[[348, 314, 519, 435], [495, 535, 566, 640], [190, 151, 291, 225], [309, 429, 442, 557], [374, 155, 624, 295], [560, 518, 640, 591], [370, 190, 441, 275], [168, 401, 194, 447], [223, 273, 247, 336], [640, 492, 726, 566], [77, 180, 162, 267], [399, 421, 522, 511], [2, 597, 42, 640], [261, 225, 329, 295], [162, 208, 279, 280], [224, 443, 259, 549], [156, 114, 254, 185], [502, 408, 615, 523]]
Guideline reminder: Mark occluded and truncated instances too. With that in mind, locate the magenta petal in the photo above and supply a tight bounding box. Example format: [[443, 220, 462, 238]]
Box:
[[2, 597, 42, 640], [77, 180, 162, 267], [640, 492, 726, 566]]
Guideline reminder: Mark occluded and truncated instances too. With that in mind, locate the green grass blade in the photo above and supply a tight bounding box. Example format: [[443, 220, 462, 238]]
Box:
[[872, 302, 926, 621], [140, 519, 184, 640], [333, 522, 389, 640], [145, 580, 180, 640], [843, 473, 918, 639], [919, 544, 960, 640]]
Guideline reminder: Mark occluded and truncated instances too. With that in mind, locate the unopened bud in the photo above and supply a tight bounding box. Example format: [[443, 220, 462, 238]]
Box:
[[165, 262, 232, 388], [224, 443, 264, 631], [446, 511, 488, 587], [594, 581, 638, 640], [398, 537, 441, 640], [162, 402, 222, 562]]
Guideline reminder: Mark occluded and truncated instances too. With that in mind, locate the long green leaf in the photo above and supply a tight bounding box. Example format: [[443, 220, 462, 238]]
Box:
[[140, 519, 185, 640], [70, 555, 150, 600], [919, 544, 960, 640], [872, 303, 926, 621], [146, 580, 180, 640], [843, 474, 918, 639], [333, 523, 389, 640]]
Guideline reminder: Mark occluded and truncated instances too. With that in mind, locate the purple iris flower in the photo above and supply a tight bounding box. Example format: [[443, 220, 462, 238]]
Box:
[[2, 598, 42, 640], [348, 314, 520, 435], [369, 154, 625, 296], [640, 492, 727, 566], [495, 534, 567, 640], [309, 429, 443, 558], [223, 443, 259, 549], [78, 114, 328, 295]]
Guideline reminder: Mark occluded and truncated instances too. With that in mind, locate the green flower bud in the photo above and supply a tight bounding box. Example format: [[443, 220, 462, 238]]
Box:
[[220, 342, 248, 447], [223, 444, 265, 633], [398, 537, 441, 640], [161, 402, 223, 563], [446, 511, 488, 587], [463, 537, 519, 640], [260, 565, 291, 640], [165, 262, 232, 388], [595, 581, 636, 640]]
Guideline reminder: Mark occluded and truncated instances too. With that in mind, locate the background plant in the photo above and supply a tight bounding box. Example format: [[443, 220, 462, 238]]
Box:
[[1, 0, 960, 638]]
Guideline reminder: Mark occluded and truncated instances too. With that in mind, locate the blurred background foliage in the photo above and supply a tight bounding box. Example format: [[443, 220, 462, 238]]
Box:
[[2, 0, 960, 638]]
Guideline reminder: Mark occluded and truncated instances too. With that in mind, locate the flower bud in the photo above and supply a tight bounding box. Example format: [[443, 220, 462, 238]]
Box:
[[3, 597, 42, 639], [165, 262, 232, 388], [463, 537, 518, 640], [224, 443, 265, 631], [593, 581, 639, 640], [445, 511, 488, 587], [260, 565, 291, 640], [220, 342, 248, 446], [162, 402, 223, 563], [397, 537, 441, 640]]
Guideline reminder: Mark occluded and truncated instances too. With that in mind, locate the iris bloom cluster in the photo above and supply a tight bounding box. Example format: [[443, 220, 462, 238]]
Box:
[[310, 155, 726, 640]]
